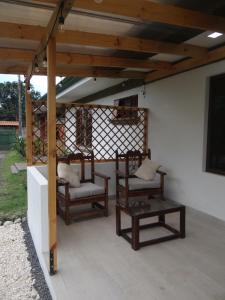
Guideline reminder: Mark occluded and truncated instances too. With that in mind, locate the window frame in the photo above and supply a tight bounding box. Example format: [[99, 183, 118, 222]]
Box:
[[206, 73, 225, 176]]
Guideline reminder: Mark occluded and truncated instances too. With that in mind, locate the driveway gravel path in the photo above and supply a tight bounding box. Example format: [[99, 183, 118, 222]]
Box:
[[0, 151, 52, 300], [0, 222, 39, 300]]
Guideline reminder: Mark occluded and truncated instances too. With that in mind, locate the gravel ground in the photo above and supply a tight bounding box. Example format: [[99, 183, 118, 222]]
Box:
[[22, 221, 52, 300], [0, 221, 52, 300]]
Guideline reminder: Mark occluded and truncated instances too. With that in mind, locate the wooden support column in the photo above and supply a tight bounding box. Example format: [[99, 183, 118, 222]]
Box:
[[47, 37, 57, 275], [25, 81, 33, 166]]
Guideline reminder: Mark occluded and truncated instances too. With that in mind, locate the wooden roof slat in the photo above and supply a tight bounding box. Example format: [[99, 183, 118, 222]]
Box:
[[0, 64, 146, 78], [57, 30, 207, 58], [0, 22, 207, 58], [34, 0, 225, 33], [0, 48, 173, 70], [145, 45, 225, 82]]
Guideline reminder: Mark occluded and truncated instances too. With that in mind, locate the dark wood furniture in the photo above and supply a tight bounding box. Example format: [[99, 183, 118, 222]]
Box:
[[115, 149, 166, 206], [56, 152, 110, 225], [116, 197, 186, 250]]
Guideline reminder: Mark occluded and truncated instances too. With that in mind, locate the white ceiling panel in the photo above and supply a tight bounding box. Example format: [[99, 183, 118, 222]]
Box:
[[0, 2, 51, 26], [149, 53, 185, 63], [186, 31, 225, 48], [65, 13, 136, 36]]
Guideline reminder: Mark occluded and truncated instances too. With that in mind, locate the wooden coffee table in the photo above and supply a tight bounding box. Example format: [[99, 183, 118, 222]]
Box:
[[116, 198, 185, 250]]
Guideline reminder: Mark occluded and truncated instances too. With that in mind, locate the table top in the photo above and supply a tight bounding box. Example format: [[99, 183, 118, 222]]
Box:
[[118, 197, 185, 216]]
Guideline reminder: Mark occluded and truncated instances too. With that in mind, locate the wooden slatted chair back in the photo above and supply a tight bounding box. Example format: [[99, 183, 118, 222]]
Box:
[[57, 151, 95, 183]]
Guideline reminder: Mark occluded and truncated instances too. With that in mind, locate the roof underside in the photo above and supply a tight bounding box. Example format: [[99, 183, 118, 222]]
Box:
[[1, 0, 225, 102]]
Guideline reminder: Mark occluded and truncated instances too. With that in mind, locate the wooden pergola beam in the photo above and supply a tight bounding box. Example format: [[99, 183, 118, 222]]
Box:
[[73, 0, 225, 33], [0, 64, 147, 78], [0, 48, 172, 70], [145, 45, 225, 83], [35, 0, 225, 33], [0, 22, 207, 58], [56, 67, 147, 78]]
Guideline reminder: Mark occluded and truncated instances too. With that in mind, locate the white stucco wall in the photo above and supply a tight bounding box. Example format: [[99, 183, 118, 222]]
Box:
[[92, 60, 225, 222], [27, 166, 49, 254]]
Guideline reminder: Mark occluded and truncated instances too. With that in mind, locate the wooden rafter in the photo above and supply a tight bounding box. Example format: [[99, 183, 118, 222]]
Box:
[[0, 22, 207, 58], [0, 48, 172, 70], [31, 0, 225, 33], [0, 64, 146, 78], [145, 45, 225, 83]]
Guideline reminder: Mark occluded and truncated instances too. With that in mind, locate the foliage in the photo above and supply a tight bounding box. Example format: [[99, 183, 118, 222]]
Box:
[[0, 150, 27, 221], [0, 80, 41, 124], [14, 136, 26, 157], [33, 137, 44, 156]]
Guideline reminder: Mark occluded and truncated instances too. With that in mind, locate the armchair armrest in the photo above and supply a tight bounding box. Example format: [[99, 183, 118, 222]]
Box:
[[94, 172, 110, 195], [57, 177, 69, 187], [94, 171, 110, 180], [56, 177, 70, 198], [156, 170, 167, 176]]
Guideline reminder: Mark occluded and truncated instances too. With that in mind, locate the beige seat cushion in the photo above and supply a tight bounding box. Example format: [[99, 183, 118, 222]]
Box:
[[57, 162, 80, 188], [119, 174, 160, 191], [58, 182, 104, 199], [135, 159, 161, 181]]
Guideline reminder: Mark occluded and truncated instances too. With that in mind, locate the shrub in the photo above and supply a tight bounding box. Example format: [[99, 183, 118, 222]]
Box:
[[14, 136, 26, 157]]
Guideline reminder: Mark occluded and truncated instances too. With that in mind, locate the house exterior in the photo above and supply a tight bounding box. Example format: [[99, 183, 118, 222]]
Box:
[[1, 0, 225, 298], [54, 58, 225, 222]]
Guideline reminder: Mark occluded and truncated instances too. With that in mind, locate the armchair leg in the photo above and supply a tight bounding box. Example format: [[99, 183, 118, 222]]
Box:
[[65, 205, 71, 225], [116, 205, 121, 236], [104, 196, 108, 217]]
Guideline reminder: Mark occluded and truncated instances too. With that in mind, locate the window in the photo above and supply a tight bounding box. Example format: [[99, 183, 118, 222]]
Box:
[[76, 109, 92, 148], [206, 73, 225, 175], [112, 95, 139, 124]]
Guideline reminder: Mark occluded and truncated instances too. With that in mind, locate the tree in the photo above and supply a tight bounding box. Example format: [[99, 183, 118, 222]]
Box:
[[0, 81, 41, 124]]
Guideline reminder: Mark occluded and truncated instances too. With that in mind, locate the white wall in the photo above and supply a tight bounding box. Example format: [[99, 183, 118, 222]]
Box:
[[27, 166, 49, 254], [92, 60, 225, 222]]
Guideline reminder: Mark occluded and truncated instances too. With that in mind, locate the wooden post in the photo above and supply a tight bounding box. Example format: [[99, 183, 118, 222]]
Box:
[[144, 108, 148, 153], [47, 36, 57, 275], [25, 81, 33, 166]]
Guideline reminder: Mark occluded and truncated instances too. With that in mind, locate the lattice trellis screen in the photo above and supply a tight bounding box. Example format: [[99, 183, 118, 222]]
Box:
[[31, 101, 148, 164]]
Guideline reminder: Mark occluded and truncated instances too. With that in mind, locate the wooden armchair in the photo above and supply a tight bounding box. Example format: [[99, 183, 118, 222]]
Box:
[[56, 152, 110, 225], [115, 149, 166, 207]]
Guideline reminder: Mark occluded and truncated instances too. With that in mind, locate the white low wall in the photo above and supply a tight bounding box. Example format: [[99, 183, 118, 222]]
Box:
[[27, 166, 49, 254], [27, 166, 57, 299]]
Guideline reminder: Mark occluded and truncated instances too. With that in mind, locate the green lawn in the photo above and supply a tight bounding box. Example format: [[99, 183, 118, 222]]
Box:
[[0, 150, 27, 221]]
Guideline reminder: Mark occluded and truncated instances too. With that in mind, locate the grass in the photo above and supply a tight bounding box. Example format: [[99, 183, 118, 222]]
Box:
[[0, 150, 27, 221]]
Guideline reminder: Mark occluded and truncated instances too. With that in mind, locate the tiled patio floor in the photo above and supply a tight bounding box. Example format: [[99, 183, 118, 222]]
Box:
[[48, 200, 225, 300]]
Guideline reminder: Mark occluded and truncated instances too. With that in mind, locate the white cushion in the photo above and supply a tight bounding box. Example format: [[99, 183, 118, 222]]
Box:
[[135, 159, 161, 181], [119, 175, 160, 191], [58, 182, 104, 199], [57, 162, 80, 188]]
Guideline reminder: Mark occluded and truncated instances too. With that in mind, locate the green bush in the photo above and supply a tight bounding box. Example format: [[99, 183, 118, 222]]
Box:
[[14, 136, 26, 157]]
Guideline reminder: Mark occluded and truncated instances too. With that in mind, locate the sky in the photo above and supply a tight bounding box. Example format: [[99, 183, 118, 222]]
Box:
[[0, 74, 63, 96]]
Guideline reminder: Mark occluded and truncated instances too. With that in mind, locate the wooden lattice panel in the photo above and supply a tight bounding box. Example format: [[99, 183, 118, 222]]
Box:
[[32, 101, 47, 164], [31, 101, 148, 163]]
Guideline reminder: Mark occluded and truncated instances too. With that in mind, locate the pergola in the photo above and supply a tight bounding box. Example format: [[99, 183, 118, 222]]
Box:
[[1, 0, 225, 275]]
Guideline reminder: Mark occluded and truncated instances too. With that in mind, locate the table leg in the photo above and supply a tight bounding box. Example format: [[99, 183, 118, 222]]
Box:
[[180, 207, 186, 238], [158, 213, 165, 224], [132, 216, 139, 250], [116, 205, 121, 236]]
